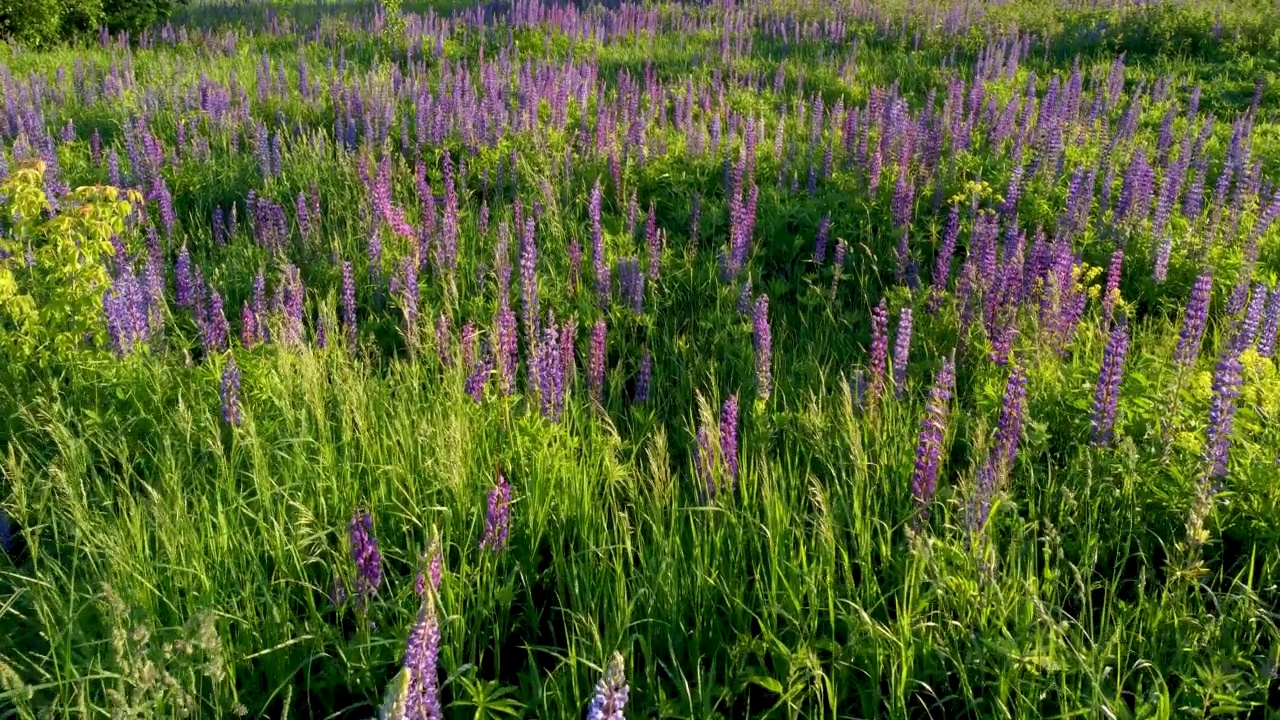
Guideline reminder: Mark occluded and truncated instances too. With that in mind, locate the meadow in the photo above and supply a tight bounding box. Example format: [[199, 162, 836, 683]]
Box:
[[2, 0, 1280, 717]]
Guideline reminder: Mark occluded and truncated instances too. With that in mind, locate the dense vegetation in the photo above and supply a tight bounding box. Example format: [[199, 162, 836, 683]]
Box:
[[2, 0, 1280, 717]]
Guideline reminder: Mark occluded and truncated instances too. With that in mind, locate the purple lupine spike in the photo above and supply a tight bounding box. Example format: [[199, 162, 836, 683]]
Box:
[[720, 395, 739, 489], [1101, 249, 1124, 325], [520, 218, 539, 345], [1091, 317, 1130, 445], [833, 240, 847, 271], [315, 315, 328, 349], [1153, 236, 1172, 284], [1257, 286, 1280, 358], [465, 348, 492, 402], [1176, 271, 1213, 368], [586, 653, 629, 720], [221, 355, 241, 426], [241, 302, 258, 348], [752, 295, 773, 402], [479, 472, 512, 553], [415, 539, 443, 598], [910, 357, 955, 511], [645, 201, 661, 282], [589, 320, 607, 404], [402, 598, 443, 720], [439, 151, 459, 274], [928, 204, 960, 313], [175, 247, 194, 308], [201, 288, 230, 355], [348, 510, 382, 601], [634, 351, 652, 404], [892, 307, 913, 395], [737, 279, 753, 315], [341, 261, 357, 349], [397, 255, 420, 349], [590, 181, 610, 305], [813, 214, 831, 264], [1204, 349, 1243, 480], [869, 300, 889, 400], [688, 192, 701, 247], [1234, 282, 1268, 353]]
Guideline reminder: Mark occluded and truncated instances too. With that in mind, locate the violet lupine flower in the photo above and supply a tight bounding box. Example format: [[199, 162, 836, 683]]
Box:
[[348, 510, 383, 602], [316, 315, 328, 349], [813, 214, 831, 264], [1091, 317, 1130, 445], [1153, 236, 1172, 284], [645, 201, 661, 282], [534, 320, 566, 421], [1204, 349, 1243, 480], [833, 240, 847, 271], [520, 218, 539, 345], [200, 288, 230, 356], [909, 357, 956, 511], [1101, 249, 1123, 326], [720, 395, 739, 489], [1233, 282, 1268, 353], [688, 192, 701, 247], [438, 151, 459, 273], [479, 473, 512, 553], [928, 204, 960, 313], [585, 653, 629, 720], [589, 320, 607, 404], [590, 181, 610, 305], [414, 540, 444, 598], [221, 356, 241, 426], [634, 351, 652, 404], [401, 598, 443, 720], [241, 302, 259, 348], [969, 363, 1029, 533], [1175, 271, 1213, 369], [1257, 286, 1280, 358], [341, 261, 357, 349], [465, 350, 492, 402], [397, 255, 420, 348], [175, 247, 194, 308], [892, 307, 913, 395], [752, 295, 773, 401], [869, 300, 889, 400]]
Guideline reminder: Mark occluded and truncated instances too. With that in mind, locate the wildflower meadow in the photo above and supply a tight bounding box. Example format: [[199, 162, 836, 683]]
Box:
[[2, 0, 1280, 717]]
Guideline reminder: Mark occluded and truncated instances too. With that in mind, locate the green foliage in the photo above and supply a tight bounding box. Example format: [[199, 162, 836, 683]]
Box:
[[0, 163, 139, 361], [0, 0, 185, 46]]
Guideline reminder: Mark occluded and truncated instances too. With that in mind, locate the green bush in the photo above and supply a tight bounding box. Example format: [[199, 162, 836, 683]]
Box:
[[0, 0, 183, 46]]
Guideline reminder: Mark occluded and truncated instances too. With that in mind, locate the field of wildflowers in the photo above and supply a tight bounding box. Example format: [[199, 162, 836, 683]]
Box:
[[2, 0, 1280, 717]]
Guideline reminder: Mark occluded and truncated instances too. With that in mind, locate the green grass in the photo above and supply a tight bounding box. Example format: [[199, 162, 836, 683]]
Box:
[[3, 0, 1280, 718]]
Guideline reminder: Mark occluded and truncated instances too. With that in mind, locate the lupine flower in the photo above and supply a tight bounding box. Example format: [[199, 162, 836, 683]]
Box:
[[348, 510, 382, 602], [869, 300, 889, 401], [1153, 236, 1172, 284], [910, 357, 955, 511], [928, 204, 960, 313], [634, 351, 652, 404], [833, 239, 847, 271], [400, 597, 443, 720], [479, 473, 512, 553], [1233, 282, 1268, 352], [589, 320, 607, 404], [415, 539, 444, 598], [341, 261, 357, 348], [1257, 286, 1280, 358], [1175, 271, 1213, 368], [892, 307, 913, 394], [969, 363, 1028, 535], [1204, 348, 1243, 481], [175, 247, 194, 308], [720, 395, 739, 489], [590, 181, 610, 305], [813, 214, 831, 264], [520, 218, 539, 345], [316, 315, 328, 349], [1101, 249, 1123, 326], [645, 201, 661, 282], [465, 348, 492, 402], [1091, 317, 1130, 445], [752, 295, 773, 401], [221, 356, 241, 426], [585, 652, 629, 720]]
